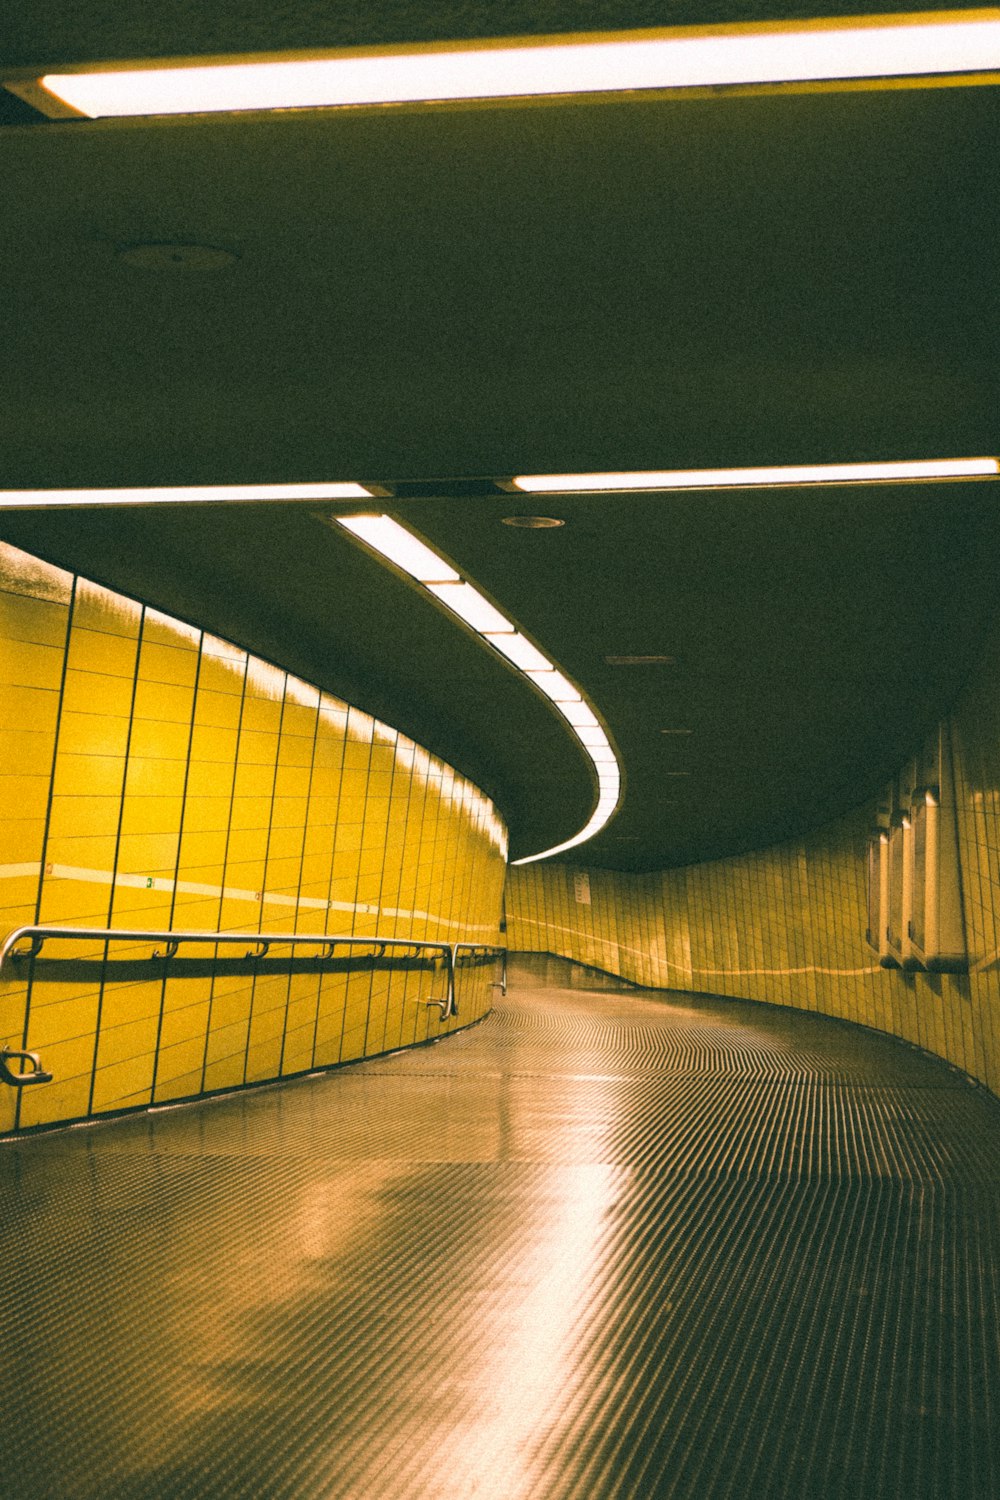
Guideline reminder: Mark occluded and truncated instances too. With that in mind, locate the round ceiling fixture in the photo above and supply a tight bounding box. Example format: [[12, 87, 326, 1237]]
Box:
[[116, 243, 238, 271], [501, 515, 564, 529]]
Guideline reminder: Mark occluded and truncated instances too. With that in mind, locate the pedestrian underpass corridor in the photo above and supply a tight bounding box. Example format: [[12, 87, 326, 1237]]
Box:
[[2, 955, 998, 1499]]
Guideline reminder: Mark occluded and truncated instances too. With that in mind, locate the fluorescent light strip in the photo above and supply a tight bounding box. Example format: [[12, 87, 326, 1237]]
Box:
[[426, 582, 514, 634], [338, 513, 459, 582], [484, 631, 552, 673], [335, 513, 621, 862], [0, 481, 374, 508], [512, 457, 1000, 493], [26, 14, 1000, 118], [525, 669, 582, 703]]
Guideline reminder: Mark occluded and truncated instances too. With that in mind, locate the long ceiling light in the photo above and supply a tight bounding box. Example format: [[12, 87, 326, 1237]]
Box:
[[12, 12, 1000, 119], [511, 457, 1000, 493], [0, 482, 375, 508], [336, 513, 621, 864]]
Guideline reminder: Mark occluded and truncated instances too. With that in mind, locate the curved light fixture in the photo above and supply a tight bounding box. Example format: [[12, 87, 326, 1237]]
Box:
[[12, 12, 1000, 118], [336, 514, 621, 865]]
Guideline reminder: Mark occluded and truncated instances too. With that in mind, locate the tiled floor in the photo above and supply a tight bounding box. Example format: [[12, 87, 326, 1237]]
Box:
[[2, 955, 998, 1498]]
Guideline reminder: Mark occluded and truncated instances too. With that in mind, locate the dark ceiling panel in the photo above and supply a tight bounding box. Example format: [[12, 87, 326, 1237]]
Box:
[[0, 86, 996, 487]]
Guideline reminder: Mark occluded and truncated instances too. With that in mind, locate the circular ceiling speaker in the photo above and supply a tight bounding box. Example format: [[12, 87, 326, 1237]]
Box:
[[500, 515, 565, 528], [116, 243, 238, 271]]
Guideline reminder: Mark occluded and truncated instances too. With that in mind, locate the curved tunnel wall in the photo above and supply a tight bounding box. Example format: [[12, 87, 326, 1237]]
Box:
[[0, 542, 507, 1135], [508, 623, 1000, 1101]]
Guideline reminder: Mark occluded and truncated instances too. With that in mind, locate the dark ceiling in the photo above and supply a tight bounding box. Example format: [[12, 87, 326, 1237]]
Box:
[[2, 6, 999, 869]]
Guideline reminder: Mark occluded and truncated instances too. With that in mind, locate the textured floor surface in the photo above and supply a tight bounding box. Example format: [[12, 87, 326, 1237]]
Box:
[[2, 954, 999, 1499]]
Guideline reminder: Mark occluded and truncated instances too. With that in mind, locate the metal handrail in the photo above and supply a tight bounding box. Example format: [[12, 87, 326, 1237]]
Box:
[[0, 925, 506, 1089]]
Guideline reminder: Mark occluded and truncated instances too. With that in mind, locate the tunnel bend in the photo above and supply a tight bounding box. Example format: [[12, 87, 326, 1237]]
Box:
[[2, 532, 1000, 1494]]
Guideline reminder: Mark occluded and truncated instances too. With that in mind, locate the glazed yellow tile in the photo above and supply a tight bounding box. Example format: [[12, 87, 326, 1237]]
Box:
[[241, 696, 282, 733], [137, 639, 199, 689], [67, 625, 142, 681], [153, 1041, 206, 1101], [305, 797, 341, 828], [274, 759, 311, 794], [170, 889, 225, 924], [175, 795, 230, 835], [272, 797, 308, 831], [281, 700, 318, 735], [202, 1038, 247, 1093], [119, 795, 185, 838], [0, 637, 66, 691], [231, 793, 275, 832], [313, 736, 346, 771], [131, 679, 196, 727], [189, 723, 239, 766], [47, 794, 124, 839], [194, 688, 243, 734], [52, 753, 129, 800], [72, 578, 141, 636], [236, 729, 280, 766], [0, 815, 49, 865], [18, 1049, 95, 1129], [91, 1054, 157, 1114], [299, 853, 333, 886], [245, 1033, 285, 1083], [197, 654, 245, 696], [0, 768, 53, 823], [177, 828, 228, 868], [182, 762, 231, 802], [0, 683, 61, 737], [158, 989, 212, 1049], [128, 718, 191, 762], [116, 831, 180, 872], [0, 590, 70, 648], [123, 756, 189, 800]]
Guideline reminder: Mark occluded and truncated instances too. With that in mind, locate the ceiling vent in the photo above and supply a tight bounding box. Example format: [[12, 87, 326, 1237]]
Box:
[[605, 654, 675, 666]]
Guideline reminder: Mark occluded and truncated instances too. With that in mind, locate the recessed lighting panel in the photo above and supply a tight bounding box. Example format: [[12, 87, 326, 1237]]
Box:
[[426, 582, 514, 634], [605, 654, 676, 665], [19, 13, 1000, 118], [0, 481, 375, 509], [484, 631, 552, 672], [512, 457, 1000, 493], [558, 702, 600, 730], [525, 669, 583, 703], [337, 514, 459, 581], [500, 515, 565, 529]]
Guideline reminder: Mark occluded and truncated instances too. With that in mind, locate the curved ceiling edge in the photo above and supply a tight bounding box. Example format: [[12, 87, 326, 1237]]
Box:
[[334, 513, 622, 864]]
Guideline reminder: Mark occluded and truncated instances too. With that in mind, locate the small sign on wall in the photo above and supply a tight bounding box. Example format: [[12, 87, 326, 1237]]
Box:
[[573, 872, 591, 905]]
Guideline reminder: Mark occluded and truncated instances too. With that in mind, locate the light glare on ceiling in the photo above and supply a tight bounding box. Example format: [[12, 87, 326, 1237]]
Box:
[[23, 13, 1000, 118]]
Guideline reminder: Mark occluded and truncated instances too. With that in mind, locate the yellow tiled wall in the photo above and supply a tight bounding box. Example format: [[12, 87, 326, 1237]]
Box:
[[509, 624, 1000, 1100], [0, 542, 507, 1135]]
